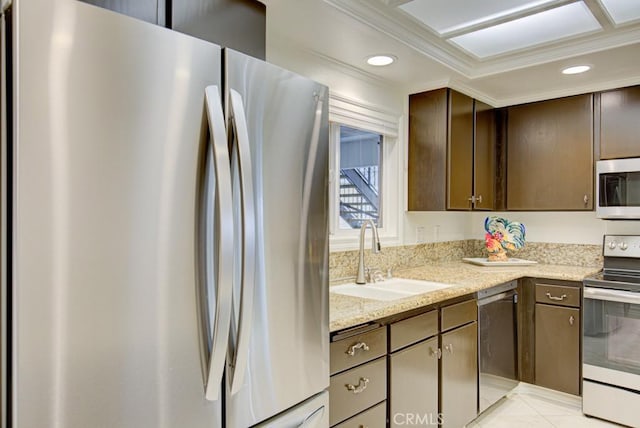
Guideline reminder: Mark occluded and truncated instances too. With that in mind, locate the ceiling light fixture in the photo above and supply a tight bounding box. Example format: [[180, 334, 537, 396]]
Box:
[[366, 55, 396, 66], [562, 65, 591, 75]]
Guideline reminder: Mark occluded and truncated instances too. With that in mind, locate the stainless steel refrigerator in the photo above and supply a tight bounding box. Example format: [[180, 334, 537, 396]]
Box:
[[0, 1, 330, 427]]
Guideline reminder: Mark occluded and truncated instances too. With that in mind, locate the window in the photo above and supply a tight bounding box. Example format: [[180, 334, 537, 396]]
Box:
[[328, 93, 402, 250], [338, 125, 383, 229]]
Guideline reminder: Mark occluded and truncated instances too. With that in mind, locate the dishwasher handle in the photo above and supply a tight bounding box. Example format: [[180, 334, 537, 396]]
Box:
[[477, 290, 517, 306]]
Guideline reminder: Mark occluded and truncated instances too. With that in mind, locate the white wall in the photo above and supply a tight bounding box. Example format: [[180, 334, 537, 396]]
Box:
[[404, 212, 470, 244], [469, 212, 604, 245]]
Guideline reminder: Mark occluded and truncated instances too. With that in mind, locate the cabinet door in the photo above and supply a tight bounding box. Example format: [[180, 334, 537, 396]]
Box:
[[448, 90, 474, 210], [441, 322, 478, 428], [79, 0, 160, 24], [535, 304, 580, 395], [507, 94, 593, 210], [474, 100, 496, 210], [408, 89, 448, 211], [600, 85, 640, 159], [389, 337, 439, 428], [172, 0, 266, 60]]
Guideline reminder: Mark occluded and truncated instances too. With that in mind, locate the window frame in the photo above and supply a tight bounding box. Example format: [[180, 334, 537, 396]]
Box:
[[328, 94, 402, 251]]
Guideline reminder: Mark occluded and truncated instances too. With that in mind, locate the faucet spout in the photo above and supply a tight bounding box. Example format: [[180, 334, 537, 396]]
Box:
[[355, 219, 381, 284]]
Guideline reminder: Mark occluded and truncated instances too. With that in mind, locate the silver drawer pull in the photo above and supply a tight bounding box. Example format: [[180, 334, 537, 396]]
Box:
[[346, 341, 370, 356], [569, 315, 575, 325], [546, 292, 567, 301], [429, 347, 442, 359], [346, 377, 369, 394], [445, 344, 454, 354]]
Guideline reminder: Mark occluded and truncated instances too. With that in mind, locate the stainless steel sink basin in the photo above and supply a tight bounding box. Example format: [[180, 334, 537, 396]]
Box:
[[330, 278, 452, 301]]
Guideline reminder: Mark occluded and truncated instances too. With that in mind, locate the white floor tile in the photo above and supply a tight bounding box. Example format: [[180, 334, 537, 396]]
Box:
[[468, 383, 626, 428], [543, 415, 623, 427], [475, 414, 554, 428], [481, 395, 538, 416], [519, 394, 582, 416]]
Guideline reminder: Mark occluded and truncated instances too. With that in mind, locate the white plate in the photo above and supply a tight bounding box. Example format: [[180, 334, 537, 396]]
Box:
[[462, 257, 538, 266]]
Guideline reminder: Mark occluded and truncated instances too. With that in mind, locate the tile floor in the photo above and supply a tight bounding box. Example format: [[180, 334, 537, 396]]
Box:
[[467, 383, 624, 428]]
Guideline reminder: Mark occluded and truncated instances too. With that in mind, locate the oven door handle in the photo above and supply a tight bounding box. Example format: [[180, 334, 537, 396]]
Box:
[[584, 286, 640, 305]]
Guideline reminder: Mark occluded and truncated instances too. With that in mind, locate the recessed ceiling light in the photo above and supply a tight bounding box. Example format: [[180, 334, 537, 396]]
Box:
[[366, 55, 396, 66], [562, 65, 591, 75]]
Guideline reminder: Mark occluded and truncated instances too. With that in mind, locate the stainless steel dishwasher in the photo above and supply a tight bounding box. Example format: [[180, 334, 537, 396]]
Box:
[[477, 281, 519, 413]]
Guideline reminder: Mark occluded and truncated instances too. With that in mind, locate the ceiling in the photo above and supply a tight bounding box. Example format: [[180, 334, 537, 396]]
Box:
[[262, 0, 640, 106]]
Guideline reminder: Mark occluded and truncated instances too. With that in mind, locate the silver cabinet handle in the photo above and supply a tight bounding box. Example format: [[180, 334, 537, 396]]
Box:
[[346, 342, 370, 356], [429, 347, 442, 359], [546, 292, 567, 301], [584, 194, 589, 205], [203, 85, 234, 401], [227, 89, 257, 396], [467, 195, 483, 205], [569, 315, 575, 326], [346, 377, 369, 394], [445, 344, 454, 354]]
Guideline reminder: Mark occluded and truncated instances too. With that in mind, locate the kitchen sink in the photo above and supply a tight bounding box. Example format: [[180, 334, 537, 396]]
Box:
[[330, 278, 453, 301]]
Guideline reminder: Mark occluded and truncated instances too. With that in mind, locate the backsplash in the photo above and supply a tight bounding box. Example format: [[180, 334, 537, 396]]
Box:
[[329, 240, 602, 283]]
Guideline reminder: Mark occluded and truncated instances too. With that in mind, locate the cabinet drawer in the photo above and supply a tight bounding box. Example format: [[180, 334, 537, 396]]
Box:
[[329, 357, 387, 426], [390, 310, 437, 352], [535, 283, 580, 308], [333, 401, 386, 428], [331, 327, 386, 375], [441, 299, 477, 331]]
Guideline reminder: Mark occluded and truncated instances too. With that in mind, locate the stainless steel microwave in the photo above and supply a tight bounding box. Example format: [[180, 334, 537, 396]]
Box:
[[597, 158, 640, 219]]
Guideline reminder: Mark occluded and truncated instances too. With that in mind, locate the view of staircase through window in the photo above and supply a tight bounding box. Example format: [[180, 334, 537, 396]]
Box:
[[339, 125, 383, 229]]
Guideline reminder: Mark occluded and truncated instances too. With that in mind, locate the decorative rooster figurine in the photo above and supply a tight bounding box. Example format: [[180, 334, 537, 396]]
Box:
[[484, 216, 526, 261]]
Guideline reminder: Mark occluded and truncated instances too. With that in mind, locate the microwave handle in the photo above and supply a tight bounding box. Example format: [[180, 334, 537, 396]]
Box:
[[584, 286, 640, 305]]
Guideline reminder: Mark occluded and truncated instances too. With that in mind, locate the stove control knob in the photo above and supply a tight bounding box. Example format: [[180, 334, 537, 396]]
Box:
[[619, 242, 628, 251], [608, 241, 617, 250]]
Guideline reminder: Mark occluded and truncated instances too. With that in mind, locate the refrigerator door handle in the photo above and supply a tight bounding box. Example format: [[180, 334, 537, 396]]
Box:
[[203, 85, 234, 401], [297, 94, 323, 287], [227, 89, 256, 395]]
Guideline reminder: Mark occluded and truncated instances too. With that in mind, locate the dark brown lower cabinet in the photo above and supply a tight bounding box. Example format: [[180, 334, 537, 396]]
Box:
[[389, 337, 439, 428], [534, 303, 580, 395], [441, 322, 478, 428]]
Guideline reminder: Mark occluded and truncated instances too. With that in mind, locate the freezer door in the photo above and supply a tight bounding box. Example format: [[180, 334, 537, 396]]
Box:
[[13, 1, 223, 427], [255, 391, 329, 428], [224, 49, 330, 427]]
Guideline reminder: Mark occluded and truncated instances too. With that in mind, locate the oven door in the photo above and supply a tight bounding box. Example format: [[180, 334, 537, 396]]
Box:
[[583, 286, 640, 391]]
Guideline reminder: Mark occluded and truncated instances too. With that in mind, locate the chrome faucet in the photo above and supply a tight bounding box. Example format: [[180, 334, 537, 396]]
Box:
[[355, 219, 381, 284]]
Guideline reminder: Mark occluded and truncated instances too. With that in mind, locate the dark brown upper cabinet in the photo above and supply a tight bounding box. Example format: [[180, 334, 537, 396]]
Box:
[[78, 0, 266, 59], [79, 0, 162, 25], [171, 0, 266, 60], [408, 88, 497, 211], [599, 85, 640, 160], [506, 94, 594, 211]]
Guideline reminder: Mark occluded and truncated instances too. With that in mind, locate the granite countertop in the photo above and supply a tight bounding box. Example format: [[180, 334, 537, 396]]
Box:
[[329, 261, 601, 332]]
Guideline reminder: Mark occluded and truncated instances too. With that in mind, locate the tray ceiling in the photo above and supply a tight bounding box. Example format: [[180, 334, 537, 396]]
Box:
[[264, 0, 640, 106]]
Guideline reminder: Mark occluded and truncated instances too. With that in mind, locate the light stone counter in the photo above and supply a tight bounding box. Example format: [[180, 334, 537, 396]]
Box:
[[329, 261, 601, 332]]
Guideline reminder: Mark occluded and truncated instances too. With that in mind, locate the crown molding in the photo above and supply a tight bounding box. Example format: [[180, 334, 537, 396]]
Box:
[[267, 30, 399, 89], [492, 75, 640, 107], [308, 49, 399, 87]]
